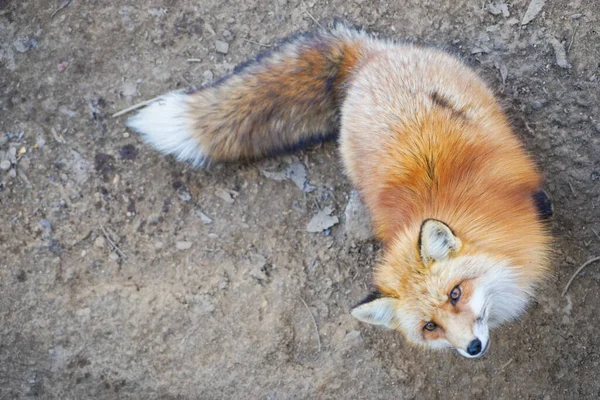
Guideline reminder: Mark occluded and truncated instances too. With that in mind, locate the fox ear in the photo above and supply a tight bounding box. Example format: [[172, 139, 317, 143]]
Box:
[[419, 219, 462, 263], [350, 292, 399, 329]]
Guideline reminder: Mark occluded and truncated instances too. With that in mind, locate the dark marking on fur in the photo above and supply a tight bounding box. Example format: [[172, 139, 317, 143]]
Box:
[[430, 91, 466, 120], [351, 290, 384, 310], [430, 91, 453, 109], [264, 130, 339, 159], [532, 190, 553, 220], [201, 21, 358, 91], [424, 154, 437, 183], [325, 74, 336, 93], [216, 31, 321, 88]]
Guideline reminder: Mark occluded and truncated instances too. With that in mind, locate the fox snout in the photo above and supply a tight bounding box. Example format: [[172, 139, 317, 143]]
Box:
[[454, 319, 490, 358], [467, 339, 482, 356], [456, 337, 489, 358]]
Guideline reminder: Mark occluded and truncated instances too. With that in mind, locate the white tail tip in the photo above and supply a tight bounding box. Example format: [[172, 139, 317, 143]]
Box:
[[126, 92, 207, 167]]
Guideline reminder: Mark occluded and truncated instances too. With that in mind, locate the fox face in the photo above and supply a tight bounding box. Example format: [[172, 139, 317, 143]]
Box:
[[351, 219, 532, 358]]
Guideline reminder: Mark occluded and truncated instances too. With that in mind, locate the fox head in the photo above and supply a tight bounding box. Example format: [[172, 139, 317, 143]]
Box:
[[351, 219, 533, 358]]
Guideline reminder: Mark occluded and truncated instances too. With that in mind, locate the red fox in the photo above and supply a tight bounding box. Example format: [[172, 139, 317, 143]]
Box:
[[127, 24, 553, 358]]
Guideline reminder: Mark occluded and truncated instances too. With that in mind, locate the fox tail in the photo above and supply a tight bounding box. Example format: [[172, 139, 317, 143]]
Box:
[[126, 25, 389, 166]]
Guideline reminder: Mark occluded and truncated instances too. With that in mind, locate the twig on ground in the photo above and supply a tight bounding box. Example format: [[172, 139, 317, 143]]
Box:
[[302, 8, 323, 29], [112, 89, 186, 118], [300, 297, 322, 352], [500, 358, 514, 371], [592, 228, 600, 242], [567, 22, 580, 53], [17, 169, 32, 188], [524, 121, 535, 135], [51, 0, 72, 19], [243, 39, 271, 47], [100, 225, 126, 259], [112, 90, 185, 118], [180, 74, 193, 87], [112, 96, 162, 118], [186, 58, 204, 63], [562, 256, 600, 296], [568, 180, 577, 198], [50, 128, 65, 144]]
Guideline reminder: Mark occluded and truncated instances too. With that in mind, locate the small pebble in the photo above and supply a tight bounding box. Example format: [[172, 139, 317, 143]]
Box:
[[178, 190, 192, 202], [196, 209, 213, 224], [471, 45, 491, 55], [57, 61, 69, 72], [344, 330, 363, 343], [19, 157, 30, 171], [307, 206, 339, 233], [202, 70, 214, 86], [39, 219, 52, 233], [94, 236, 106, 248], [109, 253, 120, 261], [120, 144, 138, 160], [215, 40, 229, 55], [122, 82, 137, 97], [216, 63, 235, 75], [287, 161, 316, 192], [0, 160, 11, 171], [176, 241, 193, 250], [14, 39, 29, 53], [215, 188, 235, 204], [13, 37, 36, 53], [521, 0, 546, 25], [123, 132, 130, 138], [530, 100, 544, 110], [8, 147, 17, 162], [154, 241, 164, 249], [548, 37, 571, 69], [487, 2, 509, 17]]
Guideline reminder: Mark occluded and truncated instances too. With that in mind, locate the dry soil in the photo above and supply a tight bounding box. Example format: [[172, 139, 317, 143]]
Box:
[[1, 0, 600, 398]]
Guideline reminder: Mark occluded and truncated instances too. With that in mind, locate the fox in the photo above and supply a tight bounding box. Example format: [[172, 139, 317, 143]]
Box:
[[126, 24, 553, 358]]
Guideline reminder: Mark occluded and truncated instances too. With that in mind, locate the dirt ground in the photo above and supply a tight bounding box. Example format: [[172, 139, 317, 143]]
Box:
[[1, 0, 599, 398]]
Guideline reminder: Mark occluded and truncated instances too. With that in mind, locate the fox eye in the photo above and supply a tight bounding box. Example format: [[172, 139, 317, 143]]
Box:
[[450, 285, 461, 305], [424, 322, 437, 331]]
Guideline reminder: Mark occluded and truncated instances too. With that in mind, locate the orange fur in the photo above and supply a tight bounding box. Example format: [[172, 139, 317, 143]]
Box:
[[128, 25, 552, 356], [184, 31, 375, 162], [340, 48, 550, 289], [341, 47, 551, 354]]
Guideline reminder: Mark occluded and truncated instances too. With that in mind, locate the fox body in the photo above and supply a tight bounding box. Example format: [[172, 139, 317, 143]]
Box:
[[127, 25, 552, 358]]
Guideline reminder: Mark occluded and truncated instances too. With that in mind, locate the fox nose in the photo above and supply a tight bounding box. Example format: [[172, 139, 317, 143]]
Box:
[[467, 339, 482, 356]]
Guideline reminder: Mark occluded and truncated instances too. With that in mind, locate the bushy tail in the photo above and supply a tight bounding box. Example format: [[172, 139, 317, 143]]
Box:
[[126, 25, 388, 166]]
